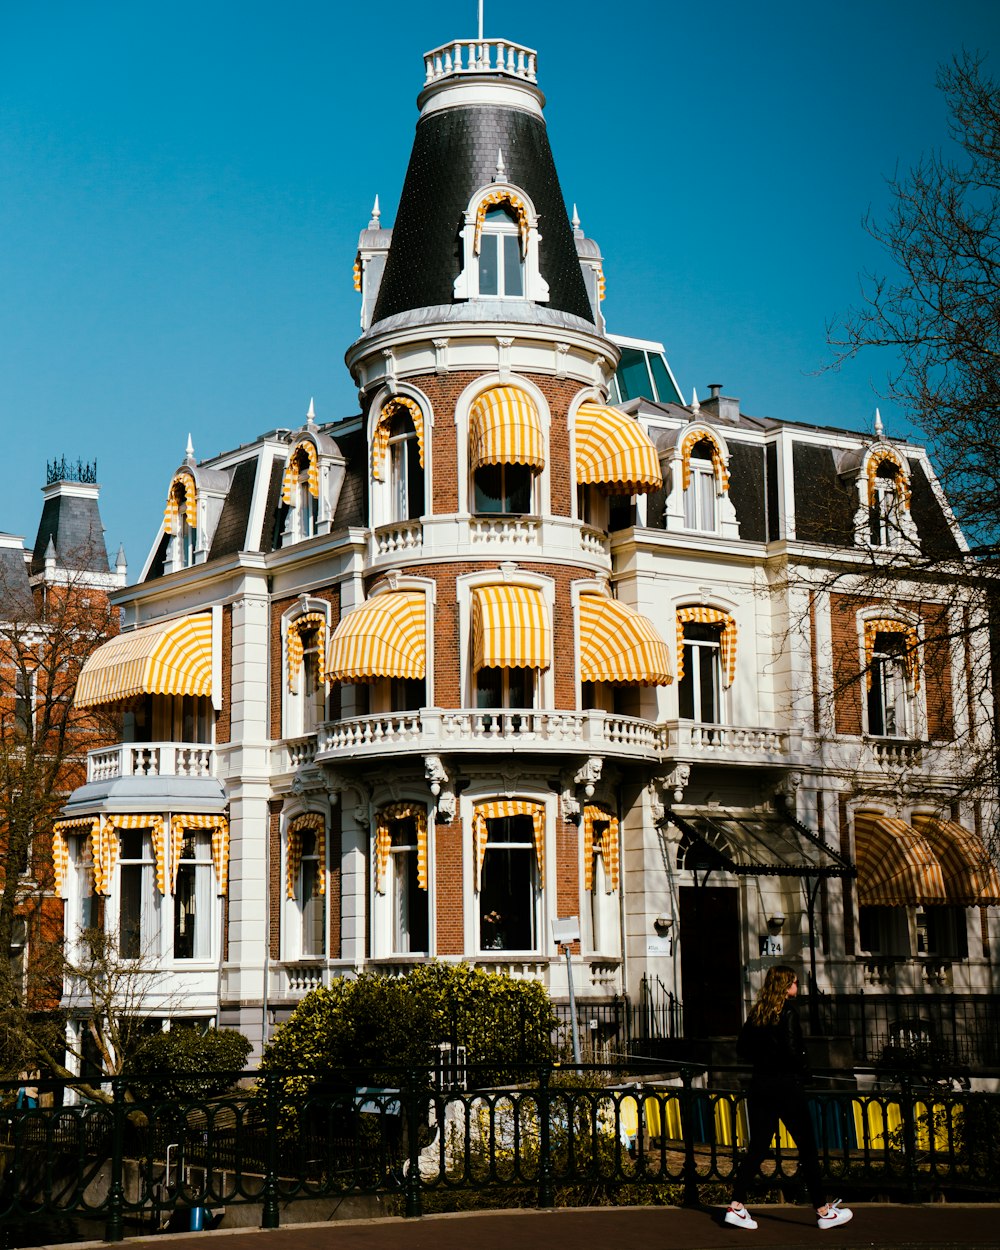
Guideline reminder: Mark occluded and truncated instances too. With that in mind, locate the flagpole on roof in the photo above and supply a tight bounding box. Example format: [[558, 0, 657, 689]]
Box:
[[478, 0, 484, 40]]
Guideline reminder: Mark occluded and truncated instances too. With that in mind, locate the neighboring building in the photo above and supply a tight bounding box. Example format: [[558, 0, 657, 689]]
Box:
[[2, 460, 124, 1018], [60, 33, 1000, 1069]]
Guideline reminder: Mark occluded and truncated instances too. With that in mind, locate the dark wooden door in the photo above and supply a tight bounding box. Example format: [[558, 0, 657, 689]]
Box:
[[679, 885, 743, 1037]]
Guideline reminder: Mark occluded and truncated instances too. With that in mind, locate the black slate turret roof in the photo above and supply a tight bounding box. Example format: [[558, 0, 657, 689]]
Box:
[[372, 104, 593, 325], [31, 490, 109, 575]]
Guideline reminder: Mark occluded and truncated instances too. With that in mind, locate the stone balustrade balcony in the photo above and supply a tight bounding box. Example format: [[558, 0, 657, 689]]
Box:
[[87, 741, 216, 783]]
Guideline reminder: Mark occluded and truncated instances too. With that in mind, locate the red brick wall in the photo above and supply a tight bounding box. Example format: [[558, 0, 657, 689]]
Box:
[[217, 604, 232, 744], [268, 799, 283, 960], [830, 593, 864, 735], [921, 603, 954, 740], [436, 816, 464, 955], [367, 561, 588, 711], [395, 371, 588, 519], [328, 804, 341, 959], [556, 816, 581, 952]]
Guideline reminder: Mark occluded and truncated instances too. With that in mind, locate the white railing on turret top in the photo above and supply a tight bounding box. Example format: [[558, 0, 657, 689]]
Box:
[[424, 39, 537, 85]]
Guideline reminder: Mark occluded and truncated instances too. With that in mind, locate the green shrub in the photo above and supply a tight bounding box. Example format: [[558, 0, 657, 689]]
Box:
[[260, 961, 560, 1088], [124, 1026, 252, 1101]]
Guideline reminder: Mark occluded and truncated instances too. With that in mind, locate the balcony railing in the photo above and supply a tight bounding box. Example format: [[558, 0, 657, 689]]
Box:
[[660, 721, 795, 763], [315, 708, 663, 761], [373, 519, 422, 557], [87, 741, 215, 782], [469, 515, 541, 546], [424, 38, 537, 85]]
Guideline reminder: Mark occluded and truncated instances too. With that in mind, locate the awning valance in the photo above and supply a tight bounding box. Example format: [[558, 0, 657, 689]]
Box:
[[575, 402, 662, 494], [374, 802, 429, 895], [170, 814, 231, 897], [372, 396, 426, 482], [287, 612, 328, 691], [669, 809, 853, 878], [583, 804, 620, 892], [854, 813, 948, 906], [75, 615, 213, 708], [676, 607, 737, 687], [867, 447, 911, 509], [286, 812, 326, 900], [680, 428, 729, 492], [472, 585, 550, 672], [579, 594, 672, 686], [473, 800, 545, 889], [912, 816, 1000, 906], [469, 387, 545, 471], [863, 618, 920, 691], [326, 592, 426, 683], [163, 471, 197, 535], [281, 439, 320, 504]]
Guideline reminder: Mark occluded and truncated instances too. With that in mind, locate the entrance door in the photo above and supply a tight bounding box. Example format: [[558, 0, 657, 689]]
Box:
[[679, 885, 743, 1037]]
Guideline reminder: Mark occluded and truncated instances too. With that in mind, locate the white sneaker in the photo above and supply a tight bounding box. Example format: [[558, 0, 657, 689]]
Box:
[[724, 1205, 758, 1230], [817, 1200, 853, 1230]]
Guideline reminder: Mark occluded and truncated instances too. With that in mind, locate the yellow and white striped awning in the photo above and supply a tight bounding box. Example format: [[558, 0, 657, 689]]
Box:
[[326, 592, 426, 683], [371, 396, 426, 482], [863, 618, 921, 691], [575, 403, 662, 494], [163, 470, 197, 535], [287, 612, 328, 691], [583, 804, 620, 892], [579, 594, 672, 686], [281, 438, 320, 504], [854, 813, 948, 907], [51, 816, 100, 898], [286, 811, 326, 900], [469, 387, 545, 471], [75, 615, 213, 708], [473, 800, 545, 889], [912, 816, 1000, 906], [472, 585, 550, 672], [867, 447, 911, 509], [680, 428, 729, 492], [374, 802, 429, 895]]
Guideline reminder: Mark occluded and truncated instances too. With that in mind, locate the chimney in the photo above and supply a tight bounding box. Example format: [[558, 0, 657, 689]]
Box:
[[701, 382, 740, 424]]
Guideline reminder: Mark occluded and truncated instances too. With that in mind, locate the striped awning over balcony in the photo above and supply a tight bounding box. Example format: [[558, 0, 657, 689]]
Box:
[[326, 591, 426, 682], [854, 813, 948, 906], [472, 585, 550, 671], [579, 594, 672, 686], [575, 402, 662, 494], [75, 614, 213, 708], [469, 387, 545, 471], [912, 816, 1000, 906]]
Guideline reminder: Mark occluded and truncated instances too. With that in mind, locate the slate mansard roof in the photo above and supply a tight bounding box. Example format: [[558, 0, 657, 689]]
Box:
[[371, 103, 594, 327]]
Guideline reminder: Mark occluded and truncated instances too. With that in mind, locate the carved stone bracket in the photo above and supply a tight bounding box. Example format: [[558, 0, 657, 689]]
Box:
[[770, 770, 802, 806], [291, 765, 326, 797], [424, 754, 456, 823], [559, 756, 604, 822], [322, 766, 372, 827]]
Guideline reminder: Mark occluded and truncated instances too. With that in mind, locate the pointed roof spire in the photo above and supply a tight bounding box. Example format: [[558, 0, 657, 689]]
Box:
[[691, 387, 700, 413], [369, 194, 381, 229], [493, 147, 506, 182], [874, 407, 884, 437], [115, 544, 127, 572], [571, 203, 582, 238], [185, 433, 195, 464], [306, 397, 317, 429]]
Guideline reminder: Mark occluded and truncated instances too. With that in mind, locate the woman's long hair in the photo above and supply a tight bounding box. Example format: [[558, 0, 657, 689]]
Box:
[[746, 965, 797, 1027]]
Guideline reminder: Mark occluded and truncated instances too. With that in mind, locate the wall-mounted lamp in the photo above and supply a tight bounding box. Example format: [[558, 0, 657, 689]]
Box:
[[654, 916, 674, 933], [766, 914, 785, 935]]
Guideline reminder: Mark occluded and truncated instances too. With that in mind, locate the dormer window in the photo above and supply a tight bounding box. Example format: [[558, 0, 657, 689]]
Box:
[[870, 464, 903, 546], [163, 471, 198, 569], [683, 441, 719, 532], [281, 440, 321, 543], [478, 205, 524, 298], [454, 185, 549, 303]]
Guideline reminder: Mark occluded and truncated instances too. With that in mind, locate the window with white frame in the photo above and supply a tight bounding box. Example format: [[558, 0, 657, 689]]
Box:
[[125, 694, 213, 744], [178, 511, 197, 566], [173, 831, 213, 960], [476, 666, 535, 713], [479, 814, 538, 952], [678, 623, 723, 723], [866, 631, 914, 738], [67, 834, 100, 954], [869, 465, 904, 547], [297, 469, 318, 539], [117, 829, 160, 960], [478, 204, 525, 298], [286, 825, 326, 960], [683, 440, 719, 532], [387, 409, 425, 522], [587, 813, 619, 955], [14, 670, 34, 738], [387, 815, 428, 955], [287, 617, 329, 736]]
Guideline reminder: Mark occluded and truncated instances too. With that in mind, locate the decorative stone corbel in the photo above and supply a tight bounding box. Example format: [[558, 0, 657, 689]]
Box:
[[322, 767, 372, 827], [559, 757, 604, 822], [424, 755, 456, 823], [656, 764, 690, 808], [771, 771, 802, 806], [291, 765, 326, 797]]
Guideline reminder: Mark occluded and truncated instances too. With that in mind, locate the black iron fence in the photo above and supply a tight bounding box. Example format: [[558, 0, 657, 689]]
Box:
[[1, 1064, 998, 1243]]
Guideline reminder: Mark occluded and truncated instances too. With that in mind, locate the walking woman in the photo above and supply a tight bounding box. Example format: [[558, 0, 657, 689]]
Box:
[[725, 965, 853, 1231]]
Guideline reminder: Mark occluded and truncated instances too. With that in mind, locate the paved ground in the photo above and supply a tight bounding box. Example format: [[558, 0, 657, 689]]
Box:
[[62, 1204, 1000, 1250]]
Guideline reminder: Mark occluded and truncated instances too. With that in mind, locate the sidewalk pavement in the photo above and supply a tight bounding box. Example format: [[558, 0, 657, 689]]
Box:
[[84, 1204, 999, 1250]]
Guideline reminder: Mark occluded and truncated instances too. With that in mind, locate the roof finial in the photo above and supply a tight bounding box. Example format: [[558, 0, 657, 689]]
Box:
[[691, 387, 700, 413], [493, 148, 506, 182], [306, 397, 317, 429], [874, 407, 884, 437], [369, 194, 381, 229], [571, 203, 582, 237], [185, 433, 195, 463]]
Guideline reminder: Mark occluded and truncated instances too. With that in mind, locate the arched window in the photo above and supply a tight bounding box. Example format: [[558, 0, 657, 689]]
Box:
[[374, 803, 429, 955], [163, 472, 198, 568], [281, 441, 320, 542], [865, 448, 911, 547], [478, 204, 525, 298], [468, 386, 544, 516], [683, 439, 719, 531], [285, 814, 326, 959], [676, 607, 737, 725], [286, 611, 329, 735], [387, 409, 424, 521]]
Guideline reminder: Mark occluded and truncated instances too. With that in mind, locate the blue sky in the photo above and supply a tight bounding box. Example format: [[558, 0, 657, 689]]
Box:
[[2, 1, 998, 566]]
